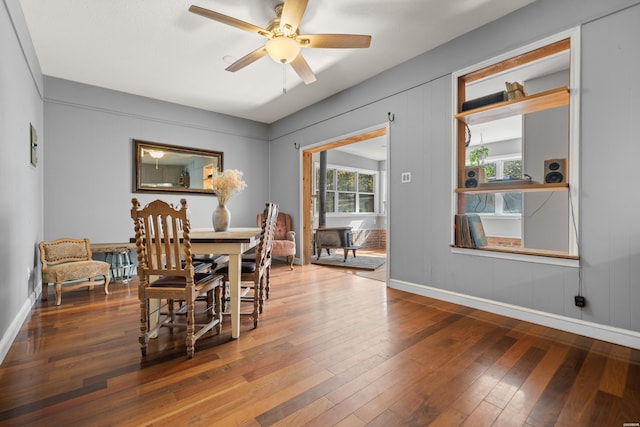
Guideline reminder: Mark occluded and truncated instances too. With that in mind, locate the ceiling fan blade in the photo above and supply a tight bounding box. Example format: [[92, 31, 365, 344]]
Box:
[[290, 54, 316, 85], [225, 46, 268, 72], [298, 34, 372, 49], [280, 0, 308, 34], [189, 5, 272, 38]]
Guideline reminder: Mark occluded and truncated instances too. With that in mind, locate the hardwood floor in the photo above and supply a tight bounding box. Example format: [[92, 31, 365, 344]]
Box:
[[321, 247, 387, 282], [1, 262, 639, 426], [352, 248, 386, 282]]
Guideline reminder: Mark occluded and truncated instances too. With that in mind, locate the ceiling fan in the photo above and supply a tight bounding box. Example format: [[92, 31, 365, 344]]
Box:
[[188, 0, 372, 84]]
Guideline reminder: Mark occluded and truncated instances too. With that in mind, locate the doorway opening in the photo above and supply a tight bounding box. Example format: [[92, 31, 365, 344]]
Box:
[[301, 127, 388, 270]]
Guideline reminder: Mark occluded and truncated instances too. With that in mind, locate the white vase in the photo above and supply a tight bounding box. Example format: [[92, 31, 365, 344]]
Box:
[[212, 204, 230, 232]]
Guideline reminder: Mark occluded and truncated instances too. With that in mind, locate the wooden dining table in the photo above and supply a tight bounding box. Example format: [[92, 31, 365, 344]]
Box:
[[189, 227, 262, 339], [132, 227, 262, 339]]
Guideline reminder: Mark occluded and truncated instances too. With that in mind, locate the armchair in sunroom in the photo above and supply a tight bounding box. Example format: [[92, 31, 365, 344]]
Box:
[[258, 211, 296, 270]]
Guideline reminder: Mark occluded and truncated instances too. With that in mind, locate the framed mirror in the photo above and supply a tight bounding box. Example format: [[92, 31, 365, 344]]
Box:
[[133, 139, 223, 195]]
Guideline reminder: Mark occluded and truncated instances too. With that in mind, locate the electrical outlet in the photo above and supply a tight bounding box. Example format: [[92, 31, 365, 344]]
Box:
[[401, 172, 411, 183], [574, 295, 586, 307]]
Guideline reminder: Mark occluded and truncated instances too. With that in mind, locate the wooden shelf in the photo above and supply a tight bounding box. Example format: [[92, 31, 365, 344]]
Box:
[[455, 182, 568, 193], [455, 86, 569, 126]]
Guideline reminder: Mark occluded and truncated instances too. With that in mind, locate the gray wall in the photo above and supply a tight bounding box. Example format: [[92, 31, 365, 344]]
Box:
[[523, 70, 570, 251], [0, 0, 44, 361], [270, 0, 640, 345], [326, 149, 379, 171], [581, 3, 640, 335], [4, 0, 640, 361], [43, 77, 270, 243]]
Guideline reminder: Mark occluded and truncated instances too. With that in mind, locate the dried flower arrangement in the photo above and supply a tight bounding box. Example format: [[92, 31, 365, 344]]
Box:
[[210, 169, 247, 205]]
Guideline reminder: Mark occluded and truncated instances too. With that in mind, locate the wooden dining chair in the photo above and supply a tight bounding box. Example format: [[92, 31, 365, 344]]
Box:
[[130, 198, 224, 358], [258, 202, 278, 308], [218, 201, 278, 328]]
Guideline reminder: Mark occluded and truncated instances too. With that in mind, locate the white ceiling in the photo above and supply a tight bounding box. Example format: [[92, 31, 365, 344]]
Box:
[[336, 135, 387, 162], [20, 0, 536, 125]]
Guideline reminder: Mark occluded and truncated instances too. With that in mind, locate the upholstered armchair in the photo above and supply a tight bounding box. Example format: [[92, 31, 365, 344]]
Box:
[[39, 238, 111, 305], [258, 211, 296, 270]]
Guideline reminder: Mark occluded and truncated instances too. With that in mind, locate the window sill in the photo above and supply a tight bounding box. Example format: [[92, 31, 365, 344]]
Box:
[[451, 245, 579, 267]]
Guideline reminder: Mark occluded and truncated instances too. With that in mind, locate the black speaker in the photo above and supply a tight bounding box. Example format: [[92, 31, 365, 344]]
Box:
[[544, 158, 568, 184], [464, 167, 485, 188]]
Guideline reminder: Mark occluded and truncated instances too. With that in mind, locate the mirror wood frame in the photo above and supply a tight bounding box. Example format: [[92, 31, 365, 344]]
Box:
[[133, 139, 224, 195]]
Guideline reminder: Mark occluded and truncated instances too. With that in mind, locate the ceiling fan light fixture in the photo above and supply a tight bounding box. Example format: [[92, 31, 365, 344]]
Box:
[[266, 36, 300, 64]]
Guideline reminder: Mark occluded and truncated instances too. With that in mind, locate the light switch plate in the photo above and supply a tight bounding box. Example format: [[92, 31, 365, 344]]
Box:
[[401, 172, 411, 183]]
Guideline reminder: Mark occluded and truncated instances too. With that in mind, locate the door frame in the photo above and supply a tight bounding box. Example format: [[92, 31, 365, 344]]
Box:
[[300, 126, 388, 265]]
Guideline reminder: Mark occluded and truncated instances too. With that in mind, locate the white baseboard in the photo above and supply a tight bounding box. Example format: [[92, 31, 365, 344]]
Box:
[[390, 279, 640, 350], [0, 283, 41, 365]]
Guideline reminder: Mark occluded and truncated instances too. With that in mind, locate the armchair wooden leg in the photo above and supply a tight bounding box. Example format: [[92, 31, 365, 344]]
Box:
[[103, 275, 111, 295], [42, 282, 49, 301], [288, 255, 294, 270], [54, 283, 62, 306]]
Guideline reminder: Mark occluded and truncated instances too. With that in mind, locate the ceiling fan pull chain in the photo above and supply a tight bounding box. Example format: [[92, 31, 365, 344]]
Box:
[[282, 63, 287, 95]]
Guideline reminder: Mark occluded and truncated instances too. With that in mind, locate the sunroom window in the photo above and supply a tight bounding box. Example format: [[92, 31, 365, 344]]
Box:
[[464, 156, 523, 216], [314, 164, 377, 215]]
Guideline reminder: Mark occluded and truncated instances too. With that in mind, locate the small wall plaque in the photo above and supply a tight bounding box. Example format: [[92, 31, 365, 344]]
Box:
[[30, 123, 38, 166]]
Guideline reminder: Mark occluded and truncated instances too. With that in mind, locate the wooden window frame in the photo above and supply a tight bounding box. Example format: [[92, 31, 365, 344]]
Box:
[[451, 29, 581, 265]]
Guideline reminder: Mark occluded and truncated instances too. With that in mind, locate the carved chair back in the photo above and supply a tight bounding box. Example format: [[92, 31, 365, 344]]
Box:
[[130, 198, 194, 284]]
